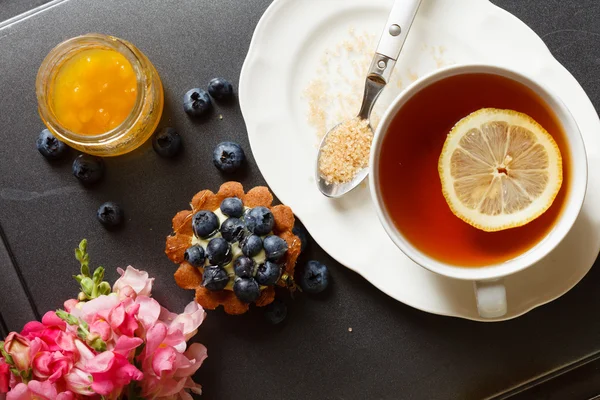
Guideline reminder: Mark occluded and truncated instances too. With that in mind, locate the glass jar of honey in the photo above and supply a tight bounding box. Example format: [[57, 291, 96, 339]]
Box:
[[36, 33, 164, 157]]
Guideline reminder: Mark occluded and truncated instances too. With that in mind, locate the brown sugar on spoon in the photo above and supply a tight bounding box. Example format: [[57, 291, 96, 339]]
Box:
[[166, 182, 302, 315], [318, 117, 373, 184]]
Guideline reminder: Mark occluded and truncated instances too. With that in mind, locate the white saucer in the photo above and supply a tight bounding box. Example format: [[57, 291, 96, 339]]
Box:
[[239, 0, 600, 321]]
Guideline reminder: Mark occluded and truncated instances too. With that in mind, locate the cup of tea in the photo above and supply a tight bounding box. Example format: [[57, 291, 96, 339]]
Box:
[[369, 64, 587, 318]]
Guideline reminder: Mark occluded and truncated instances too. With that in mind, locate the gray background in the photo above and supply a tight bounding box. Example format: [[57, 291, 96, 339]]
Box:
[[0, 0, 599, 399]]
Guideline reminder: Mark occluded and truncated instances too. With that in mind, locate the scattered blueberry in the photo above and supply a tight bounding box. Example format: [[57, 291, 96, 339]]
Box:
[[212, 142, 245, 173], [220, 218, 246, 243], [183, 88, 212, 117], [96, 202, 124, 228], [241, 234, 263, 258], [233, 277, 260, 303], [192, 211, 219, 239], [207, 77, 234, 101], [152, 127, 182, 157], [300, 261, 330, 294], [206, 237, 232, 266], [256, 261, 281, 286], [36, 129, 67, 160], [72, 155, 104, 185], [292, 225, 309, 253], [220, 197, 244, 218], [263, 235, 288, 262], [202, 266, 229, 291], [233, 256, 255, 278], [245, 207, 274, 236], [184, 245, 205, 267], [264, 300, 287, 325]]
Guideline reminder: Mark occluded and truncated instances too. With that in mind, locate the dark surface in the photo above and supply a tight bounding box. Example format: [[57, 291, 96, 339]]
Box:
[[0, 0, 599, 399]]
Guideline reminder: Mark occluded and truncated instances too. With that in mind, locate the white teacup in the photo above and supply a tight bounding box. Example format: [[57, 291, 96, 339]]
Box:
[[369, 64, 588, 319]]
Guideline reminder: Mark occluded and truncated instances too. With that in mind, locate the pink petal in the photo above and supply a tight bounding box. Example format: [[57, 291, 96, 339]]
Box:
[[169, 302, 206, 341], [152, 347, 177, 377], [113, 336, 143, 357], [55, 331, 76, 353], [57, 391, 75, 400], [113, 266, 154, 296], [144, 323, 167, 356], [108, 303, 125, 328], [6, 383, 29, 400], [90, 374, 116, 396], [159, 306, 178, 324], [41, 312, 66, 328], [85, 352, 115, 373], [63, 299, 79, 313], [32, 352, 53, 378], [72, 295, 120, 323], [28, 380, 58, 399], [74, 340, 94, 364], [64, 368, 94, 396], [175, 343, 207, 378], [89, 320, 112, 342], [135, 296, 161, 329], [20, 321, 44, 338]]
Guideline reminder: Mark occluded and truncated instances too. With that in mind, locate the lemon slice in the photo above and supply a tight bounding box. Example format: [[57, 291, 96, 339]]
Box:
[[438, 108, 563, 232]]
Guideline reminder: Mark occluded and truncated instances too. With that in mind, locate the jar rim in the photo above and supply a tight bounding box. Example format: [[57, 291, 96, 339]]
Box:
[[36, 33, 147, 144]]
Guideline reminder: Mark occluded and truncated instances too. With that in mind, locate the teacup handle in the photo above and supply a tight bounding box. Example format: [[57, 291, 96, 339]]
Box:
[[474, 279, 507, 318]]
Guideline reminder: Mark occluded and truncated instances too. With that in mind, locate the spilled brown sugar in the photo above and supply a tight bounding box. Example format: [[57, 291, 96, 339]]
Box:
[[318, 117, 373, 185]]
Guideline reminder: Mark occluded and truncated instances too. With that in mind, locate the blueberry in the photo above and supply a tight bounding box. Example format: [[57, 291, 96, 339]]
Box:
[[241, 234, 263, 258], [233, 277, 260, 303], [202, 266, 229, 291], [292, 225, 309, 253], [192, 211, 219, 239], [212, 142, 245, 173], [244, 207, 274, 236], [220, 218, 246, 243], [300, 261, 330, 294], [207, 77, 234, 100], [96, 202, 124, 228], [72, 155, 104, 185], [264, 300, 287, 325], [263, 235, 288, 262], [152, 127, 182, 157], [37, 129, 67, 160], [184, 245, 205, 267], [234, 256, 255, 278], [220, 197, 244, 218], [183, 88, 212, 117], [256, 261, 281, 286], [206, 237, 232, 266]]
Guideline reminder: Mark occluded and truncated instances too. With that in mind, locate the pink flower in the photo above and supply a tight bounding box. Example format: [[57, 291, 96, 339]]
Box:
[[0, 358, 9, 393], [71, 294, 120, 323], [108, 302, 140, 337], [89, 318, 112, 342], [63, 299, 79, 313], [7, 380, 57, 400], [85, 351, 143, 395], [139, 322, 207, 399], [20, 312, 67, 352], [135, 296, 161, 329], [3, 333, 31, 371], [113, 266, 154, 296], [32, 350, 73, 382], [166, 301, 206, 341]]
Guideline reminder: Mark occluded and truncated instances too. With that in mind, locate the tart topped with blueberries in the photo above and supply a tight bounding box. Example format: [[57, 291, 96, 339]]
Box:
[[166, 182, 302, 315]]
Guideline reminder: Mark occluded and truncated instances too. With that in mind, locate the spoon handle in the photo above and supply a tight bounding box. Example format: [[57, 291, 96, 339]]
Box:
[[369, 0, 423, 83]]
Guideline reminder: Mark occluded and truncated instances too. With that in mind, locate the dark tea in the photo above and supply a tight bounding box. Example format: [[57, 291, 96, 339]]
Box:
[[378, 73, 570, 267]]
